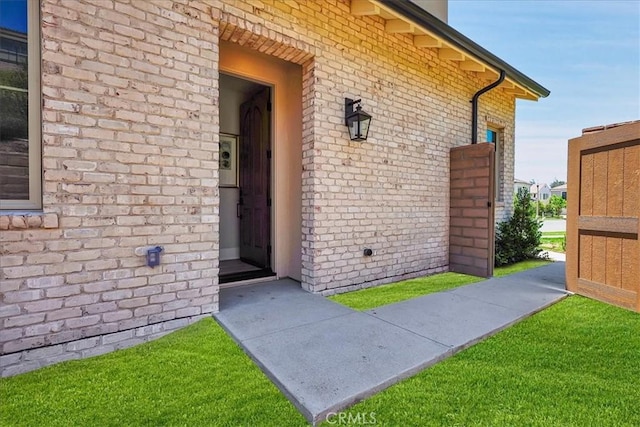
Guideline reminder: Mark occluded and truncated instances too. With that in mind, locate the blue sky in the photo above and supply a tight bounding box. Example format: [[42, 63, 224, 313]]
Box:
[[449, 0, 640, 185], [0, 0, 636, 185], [0, 0, 27, 33]]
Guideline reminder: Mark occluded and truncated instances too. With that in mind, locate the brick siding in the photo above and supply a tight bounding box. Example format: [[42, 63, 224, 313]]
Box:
[[1, 0, 220, 376], [0, 0, 516, 376]]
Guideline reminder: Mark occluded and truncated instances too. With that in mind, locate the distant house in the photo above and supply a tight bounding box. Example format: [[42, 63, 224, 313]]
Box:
[[530, 183, 551, 203], [514, 178, 530, 195], [550, 183, 567, 200]]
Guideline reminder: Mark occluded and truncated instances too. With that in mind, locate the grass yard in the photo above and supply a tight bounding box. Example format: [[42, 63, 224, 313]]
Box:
[[540, 231, 566, 253], [0, 319, 307, 427], [9, 259, 633, 427], [328, 272, 484, 311], [3, 295, 638, 427], [494, 259, 552, 277], [324, 296, 640, 426], [329, 259, 552, 311]]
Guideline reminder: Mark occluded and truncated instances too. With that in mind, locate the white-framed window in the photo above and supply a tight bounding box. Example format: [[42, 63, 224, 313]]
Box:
[[487, 126, 502, 202], [0, 0, 41, 210]]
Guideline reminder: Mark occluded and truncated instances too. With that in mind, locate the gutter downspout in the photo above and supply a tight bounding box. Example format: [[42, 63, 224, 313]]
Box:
[[471, 70, 505, 144]]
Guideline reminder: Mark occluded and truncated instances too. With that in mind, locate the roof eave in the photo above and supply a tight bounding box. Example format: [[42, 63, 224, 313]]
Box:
[[378, 0, 550, 99]]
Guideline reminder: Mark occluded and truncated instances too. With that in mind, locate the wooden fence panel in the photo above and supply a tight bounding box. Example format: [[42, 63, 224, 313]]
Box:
[[567, 121, 640, 312], [605, 237, 622, 288], [621, 239, 639, 292], [578, 234, 592, 281], [580, 154, 594, 216], [591, 151, 608, 216], [591, 236, 606, 284], [623, 145, 639, 216], [607, 149, 624, 216]]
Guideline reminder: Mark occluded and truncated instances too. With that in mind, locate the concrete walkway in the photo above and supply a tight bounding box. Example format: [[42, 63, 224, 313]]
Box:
[[540, 218, 566, 233], [213, 262, 568, 425], [543, 250, 566, 262]]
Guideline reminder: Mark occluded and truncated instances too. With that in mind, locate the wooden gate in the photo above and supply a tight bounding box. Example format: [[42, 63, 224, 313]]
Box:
[[449, 143, 495, 278], [566, 121, 640, 312]]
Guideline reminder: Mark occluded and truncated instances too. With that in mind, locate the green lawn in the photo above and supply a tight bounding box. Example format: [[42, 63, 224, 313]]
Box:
[[328, 272, 485, 311], [7, 259, 635, 427], [329, 259, 552, 311], [540, 231, 566, 253], [323, 296, 640, 426], [0, 318, 307, 427], [3, 296, 638, 427], [494, 259, 552, 277]]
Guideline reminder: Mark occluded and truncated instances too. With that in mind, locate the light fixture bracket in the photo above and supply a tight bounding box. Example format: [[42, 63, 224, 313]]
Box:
[[344, 98, 362, 125]]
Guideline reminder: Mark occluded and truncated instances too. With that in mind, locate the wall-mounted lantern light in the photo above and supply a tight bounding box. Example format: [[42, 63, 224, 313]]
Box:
[[345, 98, 372, 141]]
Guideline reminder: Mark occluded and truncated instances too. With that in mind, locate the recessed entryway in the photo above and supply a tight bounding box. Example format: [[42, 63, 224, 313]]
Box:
[[219, 73, 276, 284], [218, 41, 303, 290], [219, 259, 276, 285]]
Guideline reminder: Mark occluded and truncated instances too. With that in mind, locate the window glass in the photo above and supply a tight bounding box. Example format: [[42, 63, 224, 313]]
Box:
[[487, 127, 501, 201], [486, 129, 497, 144], [0, 0, 30, 201]]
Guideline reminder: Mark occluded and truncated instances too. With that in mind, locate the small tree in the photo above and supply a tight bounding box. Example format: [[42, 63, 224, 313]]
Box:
[[536, 200, 545, 217], [495, 188, 544, 266], [540, 201, 553, 217], [548, 195, 567, 217]]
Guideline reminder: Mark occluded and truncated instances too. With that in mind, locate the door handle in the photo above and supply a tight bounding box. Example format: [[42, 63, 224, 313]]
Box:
[[237, 192, 244, 218]]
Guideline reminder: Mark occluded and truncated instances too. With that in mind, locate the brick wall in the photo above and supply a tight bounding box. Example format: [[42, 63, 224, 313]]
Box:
[[485, 110, 515, 222], [1, 0, 517, 375], [1, 0, 219, 376], [213, 0, 515, 292]]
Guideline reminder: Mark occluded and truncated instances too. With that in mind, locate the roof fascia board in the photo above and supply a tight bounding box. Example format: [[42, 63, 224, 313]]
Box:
[[376, 0, 550, 98]]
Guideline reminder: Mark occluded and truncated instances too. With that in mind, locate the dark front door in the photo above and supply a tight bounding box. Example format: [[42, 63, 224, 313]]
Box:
[[239, 88, 271, 268]]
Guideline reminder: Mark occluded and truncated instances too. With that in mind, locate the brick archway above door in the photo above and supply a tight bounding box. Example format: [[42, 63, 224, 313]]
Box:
[[218, 21, 315, 65]]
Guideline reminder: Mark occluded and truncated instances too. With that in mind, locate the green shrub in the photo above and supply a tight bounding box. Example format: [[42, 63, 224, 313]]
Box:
[[495, 188, 545, 266], [0, 67, 29, 141], [548, 194, 567, 217]]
